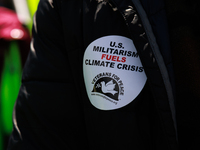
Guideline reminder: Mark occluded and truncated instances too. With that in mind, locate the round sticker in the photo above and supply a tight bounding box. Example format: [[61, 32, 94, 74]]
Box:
[[83, 35, 147, 110]]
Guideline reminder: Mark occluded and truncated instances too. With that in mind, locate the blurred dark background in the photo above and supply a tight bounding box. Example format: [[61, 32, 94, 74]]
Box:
[[0, 0, 39, 149]]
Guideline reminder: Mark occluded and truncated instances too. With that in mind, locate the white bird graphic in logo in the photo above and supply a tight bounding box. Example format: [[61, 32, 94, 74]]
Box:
[[101, 80, 118, 95]]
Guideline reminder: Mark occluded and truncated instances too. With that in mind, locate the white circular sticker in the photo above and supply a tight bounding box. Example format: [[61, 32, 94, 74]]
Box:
[[83, 35, 147, 110]]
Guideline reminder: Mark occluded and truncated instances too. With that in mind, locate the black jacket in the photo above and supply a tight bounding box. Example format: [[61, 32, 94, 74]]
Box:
[[8, 0, 178, 150]]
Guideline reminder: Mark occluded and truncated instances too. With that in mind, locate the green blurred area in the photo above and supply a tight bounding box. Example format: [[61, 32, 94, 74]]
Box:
[[27, 0, 40, 32], [0, 1, 39, 149], [1, 41, 22, 135], [0, 41, 22, 150]]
